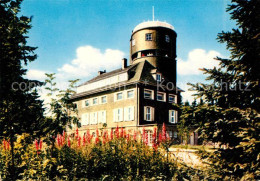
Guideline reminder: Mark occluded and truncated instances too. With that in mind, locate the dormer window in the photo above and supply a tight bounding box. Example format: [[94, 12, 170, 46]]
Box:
[[156, 74, 162, 82], [145, 33, 152, 41], [165, 35, 170, 42]]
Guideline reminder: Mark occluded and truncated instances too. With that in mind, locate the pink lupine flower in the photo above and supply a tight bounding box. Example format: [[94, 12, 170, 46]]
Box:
[[144, 131, 149, 145], [67, 137, 71, 147], [62, 131, 66, 144], [77, 136, 81, 147], [35, 139, 39, 151], [76, 128, 79, 139], [115, 126, 119, 138], [158, 133, 162, 143], [6, 140, 10, 150], [162, 123, 166, 141], [83, 134, 86, 146], [39, 140, 43, 150], [142, 128, 146, 143], [120, 127, 124, 138], [152, 127, 158, 150], [126, 133, 130, 142], [110, 129, 114, 140]]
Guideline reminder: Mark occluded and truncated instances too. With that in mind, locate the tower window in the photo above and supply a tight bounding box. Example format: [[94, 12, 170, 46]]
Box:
[[165, 35, 170, 42], [145, 33, 152, 41], [132, 39, 135, 46]]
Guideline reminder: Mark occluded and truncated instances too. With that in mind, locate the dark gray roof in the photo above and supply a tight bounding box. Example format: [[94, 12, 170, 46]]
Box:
[[71, 60, 183, 100]]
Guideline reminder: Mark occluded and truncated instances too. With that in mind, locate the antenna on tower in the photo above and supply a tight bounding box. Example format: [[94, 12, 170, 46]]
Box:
[[152, 6, 155, 21]]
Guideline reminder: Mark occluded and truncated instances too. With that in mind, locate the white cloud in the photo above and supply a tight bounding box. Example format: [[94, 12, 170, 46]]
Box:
[[57, 45, 125, 79], [177, 49, 221, 75], [26, 69, 46, 81]]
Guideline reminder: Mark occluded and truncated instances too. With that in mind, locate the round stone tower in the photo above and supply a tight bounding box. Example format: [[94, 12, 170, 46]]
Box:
[[130, 20, 177, 85]]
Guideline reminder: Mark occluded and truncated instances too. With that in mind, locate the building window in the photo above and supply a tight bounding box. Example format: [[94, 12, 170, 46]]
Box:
[[124, 106, 134, 121], [84, 100, 90, 107], [169, 95, 176, 103], [98, 111, 106, 123], [144, 89, 153, 99], [145, 33, 152, 41], [115, 92, 123, 101], [174, 131, 178, 138], [101, 96, 107, 104], [144, 106, 154, 121], [156, 74, 162, 82], [127, 90, 134, 99], [132, 39, 135, 46], [93, 98, 98, 105], [157, 92, 166, 101], [113, 108, 123, 122], [81, 113, 89, 126], [90, 112, 98, 124], [169, 110, 177, 123], [165, 35, 170, 42]]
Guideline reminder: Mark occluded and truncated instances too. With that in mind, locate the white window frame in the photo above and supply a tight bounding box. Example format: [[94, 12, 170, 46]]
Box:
[[98, 110, 106, 123], [114, 92, 123, 101], [144, 106, 154, 121], [126, 89, 134, 99], [82, 99, 90, 107], [157, 92, 166, 102], [174, 131, 178, 138], [90, 112, 98, 125], [145, 33, 152, 41], [165, 35, 170, 43], [113, 108, 123, 122], [169, 94, 177, 103], [81, 113, 89, 126], [100, 96, 107, 104], [92, 98, 98, 105], [144, 89, 154, 100], [124, 106, 134, 121], [169, 110, 177, 123]]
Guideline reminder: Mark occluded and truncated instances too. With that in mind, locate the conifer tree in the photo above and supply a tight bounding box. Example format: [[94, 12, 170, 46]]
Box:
[[189, 0, 260, 179], [0, 0, 45, 178]]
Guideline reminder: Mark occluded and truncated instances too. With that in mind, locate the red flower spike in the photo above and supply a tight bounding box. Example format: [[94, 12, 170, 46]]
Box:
[[162, 123, 166, 141], [39, 140, 43, 150], [115, 125, 119, 138], [76, 128, 79, 139], [120, 127, 124, 138], [67, 137, 71, 147], [83, 134, 86, 146], [77, 136, 81, 147], [110, 129, 114, 140]]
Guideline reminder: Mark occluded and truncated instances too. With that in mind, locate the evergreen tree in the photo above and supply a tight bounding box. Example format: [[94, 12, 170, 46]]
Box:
[[0, 0, 45, 178], [189, 0, 260, 179]]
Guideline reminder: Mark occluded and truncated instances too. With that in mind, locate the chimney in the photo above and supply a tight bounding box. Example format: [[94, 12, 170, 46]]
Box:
[[122, 58, 127, 69], [98, 70, 106, 75]]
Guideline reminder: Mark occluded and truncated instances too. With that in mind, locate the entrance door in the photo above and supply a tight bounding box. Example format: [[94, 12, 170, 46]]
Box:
[[190, 132, 194, 145]]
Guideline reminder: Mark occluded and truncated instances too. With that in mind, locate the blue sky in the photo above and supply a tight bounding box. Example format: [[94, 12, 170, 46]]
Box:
[[21, 0, 236, 102]]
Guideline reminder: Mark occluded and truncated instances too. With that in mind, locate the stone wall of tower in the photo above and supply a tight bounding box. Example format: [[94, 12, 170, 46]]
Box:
[[130, 27, 177, 86]]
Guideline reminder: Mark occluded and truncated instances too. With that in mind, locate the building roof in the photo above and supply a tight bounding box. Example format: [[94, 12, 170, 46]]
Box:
[[133, 20, 174, 33], [71, 60, 182, 100]]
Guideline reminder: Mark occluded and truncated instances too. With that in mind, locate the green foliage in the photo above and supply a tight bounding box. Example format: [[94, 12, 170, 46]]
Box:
[[187, 0, 260, 179], [43, 73, 80, 142]]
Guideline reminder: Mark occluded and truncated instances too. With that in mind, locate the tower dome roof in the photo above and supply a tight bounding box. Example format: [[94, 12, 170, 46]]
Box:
[[133, 20, 174, 33]]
